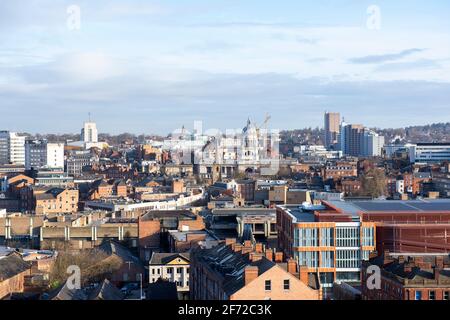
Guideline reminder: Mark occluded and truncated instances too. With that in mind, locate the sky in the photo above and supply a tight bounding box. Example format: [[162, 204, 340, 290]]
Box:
[[0, 0, 450, 134]]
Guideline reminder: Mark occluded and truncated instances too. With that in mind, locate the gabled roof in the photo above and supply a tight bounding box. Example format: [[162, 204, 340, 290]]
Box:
[[192, 243, 277, 296], [46, 281, 87, 300], [87, 279, 124, 300], [0, 252, 31, 281], [97, 240, 143, 268], [149, 252, 190, 265]]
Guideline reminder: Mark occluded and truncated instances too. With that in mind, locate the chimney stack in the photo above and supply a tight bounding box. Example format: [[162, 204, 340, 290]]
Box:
[[299, 265, 308, 285], [274, 251, 283, 263], [250, 252, 263, 262], [265, 248, 273, 261], [225, 238, 236, 246], [255, 243, 263, 253], [287, 258, 297, 274], [233, 243, 243, 252], [244, 266, 259, 285]]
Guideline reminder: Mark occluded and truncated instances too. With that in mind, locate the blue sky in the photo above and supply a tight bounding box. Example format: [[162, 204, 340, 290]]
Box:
[[0, 0, 449, 134]]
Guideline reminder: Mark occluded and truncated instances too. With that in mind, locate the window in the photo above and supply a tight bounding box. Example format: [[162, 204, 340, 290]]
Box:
[[265, 280, 271, 291], [167, 268, 173, 274], [429, 291, 436, 300], [444, 291, 449, 301], [415, 291, 422, 301], [177, 267, 183, 274], [283, 279, 290, 290]]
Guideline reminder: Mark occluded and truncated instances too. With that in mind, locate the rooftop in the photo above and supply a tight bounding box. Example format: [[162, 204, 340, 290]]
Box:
[[329, 199, 450, 214]]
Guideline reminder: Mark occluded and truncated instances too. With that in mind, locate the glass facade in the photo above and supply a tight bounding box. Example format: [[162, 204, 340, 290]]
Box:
[[320, 227, 334, 246], [336, 226, 360, 247], [336, 249, 361, 268]]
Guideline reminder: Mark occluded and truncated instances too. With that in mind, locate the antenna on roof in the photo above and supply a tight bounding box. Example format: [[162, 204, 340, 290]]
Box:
[[88, 112, 91, 122]]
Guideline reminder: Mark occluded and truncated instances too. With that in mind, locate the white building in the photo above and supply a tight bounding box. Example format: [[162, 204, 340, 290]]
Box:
[[149, 252, 190, 299], [25, 140, 64, 170], [81, 121, 98, 143], [0, 131, 26, 165], [409, 143, 450, 164], [362, 131, 385, 157]]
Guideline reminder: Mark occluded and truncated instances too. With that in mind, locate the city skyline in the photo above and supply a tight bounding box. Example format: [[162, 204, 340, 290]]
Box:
[[1, 1, 450, 134]]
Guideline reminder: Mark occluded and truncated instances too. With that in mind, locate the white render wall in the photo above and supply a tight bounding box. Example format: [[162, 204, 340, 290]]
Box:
[[149, 264, 190, 292]]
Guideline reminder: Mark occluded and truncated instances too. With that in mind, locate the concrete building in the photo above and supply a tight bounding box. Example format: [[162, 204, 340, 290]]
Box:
[[409, 143, 450, 163], [149, 252, 190, 300], [81, 121, 98, 143], [0, 131, 26, 165], [324, 112, 340, 150], [362, 131, 385, 157], [25, 140, 64, 170]]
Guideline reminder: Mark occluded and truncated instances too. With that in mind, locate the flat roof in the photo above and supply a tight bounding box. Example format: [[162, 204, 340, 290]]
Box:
[[329, 199, 450, 213], [281, 206, 316, 223]]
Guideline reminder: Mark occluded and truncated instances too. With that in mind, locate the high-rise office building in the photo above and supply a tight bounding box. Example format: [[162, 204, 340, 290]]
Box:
[[324, 112, 340, 150], [362, 131, 385, 157], [25, 139, 64, 170], [81, 122, 98, 143], [340, 123, 364, 157], [0, 131, 26, 165]]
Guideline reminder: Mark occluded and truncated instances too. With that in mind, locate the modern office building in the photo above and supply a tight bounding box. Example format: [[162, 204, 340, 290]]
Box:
[[318, 199, 450, 254], [276, 204, 376, 292], [25, 140, 64, 170], [408, 143, 450, 163], [339, 123, 364, 156], [362, 130, 385, 157], [0, 131, 26, 165], [324, 112, 340, 150], [339, 123, 384, 157]]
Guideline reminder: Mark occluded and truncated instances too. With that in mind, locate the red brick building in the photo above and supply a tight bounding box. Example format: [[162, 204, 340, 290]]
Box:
[[0, 252, 32, 299], [190, 239, 322, 300], [361, 252, 450, 300]]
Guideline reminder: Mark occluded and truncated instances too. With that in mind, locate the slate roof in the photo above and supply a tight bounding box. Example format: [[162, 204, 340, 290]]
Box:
[[0, 252, 31, 281], [192, 243, 277, 296], [149, 252, 190, 265], [46, 281, 87, 300], [97, 240, 143, 268], [87, 279, 124, 300]]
